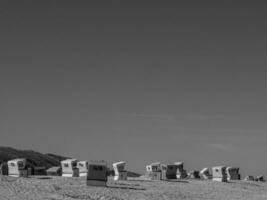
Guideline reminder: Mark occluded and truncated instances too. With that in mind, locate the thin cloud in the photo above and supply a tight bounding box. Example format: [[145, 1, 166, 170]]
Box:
[[208, 143, 235, 151], [128, 113, 223, 121], [184, 114, 226, 120]]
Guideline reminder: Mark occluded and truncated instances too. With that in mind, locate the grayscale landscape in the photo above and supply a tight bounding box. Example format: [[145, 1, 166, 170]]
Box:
[[1, 1, 267, 199], [0, 147, 266, 200]]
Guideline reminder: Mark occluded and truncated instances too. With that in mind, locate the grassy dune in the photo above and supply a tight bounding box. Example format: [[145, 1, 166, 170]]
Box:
[[0, 147, 68, 168], [0, 176, 267, 200]]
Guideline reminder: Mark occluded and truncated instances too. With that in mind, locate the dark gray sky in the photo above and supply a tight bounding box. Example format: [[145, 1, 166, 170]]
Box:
[[1, 1, 267, 176]]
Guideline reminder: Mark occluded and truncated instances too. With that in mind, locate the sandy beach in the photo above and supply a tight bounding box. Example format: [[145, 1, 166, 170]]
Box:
[[0, 176, 267, 200]]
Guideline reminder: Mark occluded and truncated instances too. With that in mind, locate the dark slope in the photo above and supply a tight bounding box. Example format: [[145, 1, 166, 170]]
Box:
[[0, 147, 141, 176], [0, 147, 68, 168]]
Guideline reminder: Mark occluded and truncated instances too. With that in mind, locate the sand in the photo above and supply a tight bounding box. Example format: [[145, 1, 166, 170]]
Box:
[[0, 175, 267, 200]]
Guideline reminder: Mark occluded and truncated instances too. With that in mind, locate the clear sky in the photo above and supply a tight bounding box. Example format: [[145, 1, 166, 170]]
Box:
[[1, 1, 267, 176]]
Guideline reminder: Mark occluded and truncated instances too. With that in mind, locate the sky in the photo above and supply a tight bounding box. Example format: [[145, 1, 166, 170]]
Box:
[[1, 1, 267, 177]]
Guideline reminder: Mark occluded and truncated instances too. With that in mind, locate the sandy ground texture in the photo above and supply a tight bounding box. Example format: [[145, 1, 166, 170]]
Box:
[[0, 175, 267, 200]]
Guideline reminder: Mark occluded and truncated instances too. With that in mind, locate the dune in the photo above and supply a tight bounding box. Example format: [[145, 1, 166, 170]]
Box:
[[0, 147, 68, 169]]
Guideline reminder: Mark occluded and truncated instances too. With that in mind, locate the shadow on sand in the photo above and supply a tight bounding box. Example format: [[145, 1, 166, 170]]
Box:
[[107, 184, 146, 190], [127, 179, 154, 183], [34, 176, 53, 180], [164, 179, 189, 183], [125, 178, 189, 183]]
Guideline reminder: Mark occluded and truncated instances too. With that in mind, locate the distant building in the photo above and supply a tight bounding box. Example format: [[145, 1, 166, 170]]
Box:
[[226, 167, 241, 181], [200, 168, 212, 180], [146, 162, 162, 180], [165, 164, 178, 179], [77, 161, 88, 177], [145, 162, 168, 180], [61, 159, 79, 177], [113, 161, 127, 181], [33, 166, 47, 176], [188, 170, 200, 179], [87, 161, 108, 187], [255, 175, 265, 182], [174, 162, 187, 179], [244, 175, 254, 181], [7, 159, 28, 177], [0, 162, 8, 176], [46, 166, 62, 176], [212, 166, 227, 182]]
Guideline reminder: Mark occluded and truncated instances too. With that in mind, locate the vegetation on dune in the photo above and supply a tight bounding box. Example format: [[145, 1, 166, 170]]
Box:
[[0, 146, 141, 177], [0, 146, 68, 168]]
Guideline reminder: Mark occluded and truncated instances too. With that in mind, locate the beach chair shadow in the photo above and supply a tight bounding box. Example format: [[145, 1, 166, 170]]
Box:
[[107, 183, 146, 190], [164, 179, 189, 183]]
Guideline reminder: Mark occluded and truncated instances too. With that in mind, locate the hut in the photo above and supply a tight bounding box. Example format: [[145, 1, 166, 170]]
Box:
[[46, 166, 62, 176], [7, 159, 28, 177], [77, 161, 89, 177], [0, 162, 8, 175], [160, 164, 167, 180], [61, 159, 79, 177], [226, 167, 241, 181], [244, 175, 255, 181], [174, 162, 187, 179], [255, 175, 265, 182], [146, 162, 162, 180], [200, 168, 212, 180], [145, 162, 159, 178], [87, 161, 108, 187], [0, 162, 8, 176], [33, 166, 47, 176], [145, 164, 153, 178], [145, 162, 169, 180], [165, 164, 178, 179], [188, 170, 200, 179], [212, 166, 227, 182], [113, 161, 127, 181], [150, 162, 161, 172]]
